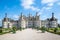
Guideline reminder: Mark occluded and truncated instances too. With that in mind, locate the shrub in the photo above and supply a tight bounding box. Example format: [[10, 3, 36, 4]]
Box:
[[54, 28, 58, 33], [47, 27, 60, 35], [49, 30, 54, 33], [3, 28, 12, 32], [12, 26, 16, 33], [19, 27, 22, 31], [22, 28, 26, 30], [40, 26, 46, 33], [0, 28, 12, 35], [56, 32, 60, 35], [0, 28, 2, 33]]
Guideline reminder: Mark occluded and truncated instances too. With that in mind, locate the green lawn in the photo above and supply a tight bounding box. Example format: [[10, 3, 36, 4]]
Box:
[[47, 27, 60, 35]]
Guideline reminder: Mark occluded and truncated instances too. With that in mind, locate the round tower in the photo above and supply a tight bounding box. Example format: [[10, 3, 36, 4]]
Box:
[[49, 13, 57, 27]]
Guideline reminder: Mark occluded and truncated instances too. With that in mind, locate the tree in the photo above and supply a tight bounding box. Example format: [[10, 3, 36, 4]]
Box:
[[54, 28, 58, 33], [58, 24, 60, 28], [19, 27, 22, 31], [12, 26, 16, 33], [0, 27, 2, 33], [40, 26, 46, 33]]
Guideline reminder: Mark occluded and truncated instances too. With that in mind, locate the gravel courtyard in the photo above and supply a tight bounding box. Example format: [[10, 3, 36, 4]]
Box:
[[0, 28, 60, 40]]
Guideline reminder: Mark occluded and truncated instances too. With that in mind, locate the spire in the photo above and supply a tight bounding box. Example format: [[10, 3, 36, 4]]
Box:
[[29, 12, 32, 17], [20, 12, 24, 20], [50, 12, 56, 21], [21, 12, 23, 17], [4, 13, 8, 21], [52, 12, 54, 18], [5, 13, 7, 18], [36, 12, 38, 16]]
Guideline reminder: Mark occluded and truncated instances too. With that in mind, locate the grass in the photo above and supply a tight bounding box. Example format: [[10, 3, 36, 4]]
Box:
[[35, 27, 60, 35], [0, 28, 12, 35], [0, 27, 26, 35], [0, 26, 60, 35], [47, 27, 60, 35]]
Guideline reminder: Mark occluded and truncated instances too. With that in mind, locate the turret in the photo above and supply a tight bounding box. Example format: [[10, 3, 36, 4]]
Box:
[[29, 12, 32, 17], [5, 13, 7, 18], [3, 13, 8, 21], [36, 12, 38, 16], [50, 13, 57, 21], [35, 12, 40, 20], [28, 12, 32, 20], [21, 12, 23, 17], [52, 13, 54, 19]]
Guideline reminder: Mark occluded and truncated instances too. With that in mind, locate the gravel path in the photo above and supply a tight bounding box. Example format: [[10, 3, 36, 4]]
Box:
[[0, 28, 60, 40]]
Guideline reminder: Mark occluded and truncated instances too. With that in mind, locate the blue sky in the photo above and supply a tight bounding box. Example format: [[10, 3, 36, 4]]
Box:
[[0, 0, 60, 26]]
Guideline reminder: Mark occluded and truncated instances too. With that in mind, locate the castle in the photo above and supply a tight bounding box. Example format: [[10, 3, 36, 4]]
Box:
[[2, 12, 58, 28]]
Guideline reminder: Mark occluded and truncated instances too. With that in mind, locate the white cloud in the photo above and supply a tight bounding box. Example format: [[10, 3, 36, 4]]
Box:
[[46, 7, 52, 10], [41, 0, 59, 7], [21, 0, 58, 15], [41, 0, 57, 11], [21, 0, 40, 12], [38, 12, 42, 15], [47, 3, 54, 7], [13, 15, 19, 20], [37, 6, 52, 15], [21, 0, 34, 9], [0, 19, 2, 22], [57, 2, 60, 5], [30, 6, 40, 11], [40, 0, 58, 13], [41, 6, 52, 12], [41, 0, 58, 4]]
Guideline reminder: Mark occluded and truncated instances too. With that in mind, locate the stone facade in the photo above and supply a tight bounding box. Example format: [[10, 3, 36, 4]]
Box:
[[2, 13, 11, 28], [18, 12, 41, 28], [41, 13, 57, 28], [2, 12, 58, 28], [47, 13, 57, 28]]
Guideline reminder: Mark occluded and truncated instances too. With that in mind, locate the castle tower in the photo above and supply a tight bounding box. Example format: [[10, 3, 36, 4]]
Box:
[[35, 12, 40, 20], [36, 12, 38, 16], [49, 13, 57, 27], [2, 13, 9, 28], [5, 13, 7, 18], [4, 13, 8, 21], [2, 13, 14, 28], [27, 13, 33, 28], [52, 13, 55, 20], [28, 13, 32, 19], [52, 13, 54, 18], [21, 12, 24, 20], [18, 12, 26, 28], [33, 12, 41, 28]]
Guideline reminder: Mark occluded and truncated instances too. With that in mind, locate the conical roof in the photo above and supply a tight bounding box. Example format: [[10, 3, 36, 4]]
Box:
[[50, 13, 57, 21]]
